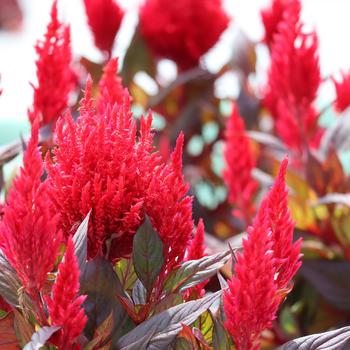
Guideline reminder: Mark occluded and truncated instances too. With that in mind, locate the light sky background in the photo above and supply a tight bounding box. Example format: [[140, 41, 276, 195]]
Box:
[[0, 0, 349, 127]]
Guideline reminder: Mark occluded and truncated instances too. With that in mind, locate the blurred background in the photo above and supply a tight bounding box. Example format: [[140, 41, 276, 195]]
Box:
[[0, 0, 349, 143]]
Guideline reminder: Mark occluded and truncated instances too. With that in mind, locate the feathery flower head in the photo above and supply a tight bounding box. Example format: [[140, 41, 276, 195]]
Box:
[[265, 157, 302, 290], [223, 157, 301, 350], [333, 71, 350, 113], [139, 0, 229, 69], [47, 74, 194, 266], [46, 238, 87, 349], [223, 104, 259, 226], [144, 132, 194, 272], [264, 1, 321, 152], [84, 0, 124, 58], [29, 0, 76, 128], [224, 203, 280, 350], [97, 57, 129, 112], [261, 0, 300, 50], [0, 123, 61, 297], [184, 219, 208, 299]]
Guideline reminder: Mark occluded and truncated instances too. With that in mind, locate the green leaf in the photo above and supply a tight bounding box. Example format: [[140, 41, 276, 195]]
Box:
[[164, 251, 230, 293], [132, 216, 164, 294], [23, 326, 60, 350], [13, 310, 35, 347], [132, 279, 147, 306], [72, 211, 90, 272], [212, 316, 231, 350], [278, 326, 350, 349], [117, 291, 222, 350], [115, 258, 138, 293], [153, 293, 183, 315], [0, 250, 21, 306], [80, 257, 134, 341]]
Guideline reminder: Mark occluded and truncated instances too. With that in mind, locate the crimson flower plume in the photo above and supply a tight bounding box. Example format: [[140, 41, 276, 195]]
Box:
[[223, 157, 302, 350], [333, 71, 350, 113], [146, 132, 194, 274], [223, 203, 279, 350], [46, 238, 87, 349], [184, 219, 208, 299], [264, 1, 321, 153], [97, 57, 129, 112], [261, 0, 300, 50], [29, 0, 76, 128], [0, 123, 61, 299], [223, 104, 258, 226], [84, 0, 124, 58], [140, 0, 229, 69], [47, 74, 194, 268]]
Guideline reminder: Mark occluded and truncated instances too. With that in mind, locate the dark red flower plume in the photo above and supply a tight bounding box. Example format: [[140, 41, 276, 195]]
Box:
[[139, 0, 229, 69], [84, 0, 124, 58]]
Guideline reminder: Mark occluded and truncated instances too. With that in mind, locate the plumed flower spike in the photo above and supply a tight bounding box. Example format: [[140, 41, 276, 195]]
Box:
[[223, 104, 259, 226], [140, 0, 229, 69], [261, 0, 300, 50], [264, 1, 321, 153], [146, 132, 194, 273], [47, 77, 194, 266], [265, 157, 302, 290], [223, 157, 301, 350], [333, 71, 350, 113], [187, 219, 206, 262], [29, 0, 76, 128], [0, 122, 61, 298], [97, 57, 130, 112], [46, 238, 87, 349], [84, 0, 124, 58], [223, 202, 280, 350], [185, 219, 208, 299]]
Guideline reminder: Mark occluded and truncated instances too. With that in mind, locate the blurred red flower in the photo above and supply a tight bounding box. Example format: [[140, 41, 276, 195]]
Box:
[[139, 0, 229, 69], [84, 0, 124, 58]]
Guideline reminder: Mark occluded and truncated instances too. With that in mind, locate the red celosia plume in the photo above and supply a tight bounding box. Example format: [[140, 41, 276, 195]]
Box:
[[184, 219, 208, 299], [0, 123, 61, 299], [223, 157, 302, 350], [223, 203, 280, 350], [264, 0, 321, 153], [145, 132, 194, 273], [47, 78, 151, 259], [97, 57, 128, 112], [139, 0, 229, 69], [84, 0, 124, 58], [29, 0, 76, 128], [333, 71, 350, 113], [223, 104, 259, 226], [47, 70, 194, 267], [261, 0, 300, 50], [46, 238, 87, 349]]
